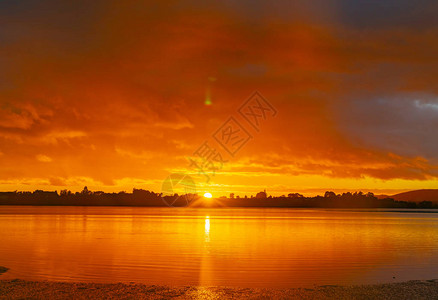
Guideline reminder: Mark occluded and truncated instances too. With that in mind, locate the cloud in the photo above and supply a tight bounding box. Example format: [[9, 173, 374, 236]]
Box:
[[0, 0, 437, 194], [36, 154, 52, 163]]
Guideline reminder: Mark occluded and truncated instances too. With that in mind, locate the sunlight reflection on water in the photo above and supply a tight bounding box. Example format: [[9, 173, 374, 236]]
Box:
[[1, 207, 438, 287]]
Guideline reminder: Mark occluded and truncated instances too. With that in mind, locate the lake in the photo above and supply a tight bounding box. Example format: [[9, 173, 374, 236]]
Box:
[[1, 206, 438, 288]]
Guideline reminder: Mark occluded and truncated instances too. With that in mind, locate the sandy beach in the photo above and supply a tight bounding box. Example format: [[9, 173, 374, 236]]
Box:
[[0, 279, 437, 299]]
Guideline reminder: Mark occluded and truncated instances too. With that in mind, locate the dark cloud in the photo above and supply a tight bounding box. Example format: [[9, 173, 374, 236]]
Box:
[[338, 0, 438, 29], [335, 95, 438, 161]]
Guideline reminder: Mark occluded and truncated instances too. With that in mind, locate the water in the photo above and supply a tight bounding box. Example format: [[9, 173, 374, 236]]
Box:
[[1, 206, 438, 287]]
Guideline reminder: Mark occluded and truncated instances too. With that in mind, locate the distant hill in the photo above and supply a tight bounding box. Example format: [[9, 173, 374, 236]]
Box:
[[390, 189, 438, 203]]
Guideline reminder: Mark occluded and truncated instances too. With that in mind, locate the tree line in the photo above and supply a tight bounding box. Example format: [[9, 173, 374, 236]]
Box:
[[0, 187, 436, 208]]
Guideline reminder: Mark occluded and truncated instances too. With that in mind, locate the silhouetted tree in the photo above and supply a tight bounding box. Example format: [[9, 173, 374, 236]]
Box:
[[81, 186, 91, 195], [324, 191, 336, 198], [256, 190, 267, 198]]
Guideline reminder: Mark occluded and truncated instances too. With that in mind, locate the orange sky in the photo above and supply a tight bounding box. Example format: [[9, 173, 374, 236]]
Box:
[[0, 0, 437, 196]]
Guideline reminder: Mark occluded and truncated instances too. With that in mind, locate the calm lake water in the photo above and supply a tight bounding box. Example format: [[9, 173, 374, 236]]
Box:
[[1, 206, 438, 287]]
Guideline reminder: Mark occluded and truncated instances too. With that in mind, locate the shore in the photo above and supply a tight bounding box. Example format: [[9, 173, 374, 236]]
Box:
[[1, 279, 438, 299]]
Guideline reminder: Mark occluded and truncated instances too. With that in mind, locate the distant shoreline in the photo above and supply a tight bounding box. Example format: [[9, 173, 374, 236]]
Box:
[[1, 189, 437, 209], [1, 279, 438, 299], [1, 205, 438, 213]]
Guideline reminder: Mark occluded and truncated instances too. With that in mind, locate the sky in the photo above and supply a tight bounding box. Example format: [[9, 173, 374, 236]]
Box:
[[0, 0, 437, 196]]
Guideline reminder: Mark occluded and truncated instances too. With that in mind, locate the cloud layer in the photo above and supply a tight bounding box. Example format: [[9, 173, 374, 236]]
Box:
[[0, 0, 437, 195]]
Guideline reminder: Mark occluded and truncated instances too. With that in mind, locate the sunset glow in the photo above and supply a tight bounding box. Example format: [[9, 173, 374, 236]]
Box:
[[0, 1, 436, 197]]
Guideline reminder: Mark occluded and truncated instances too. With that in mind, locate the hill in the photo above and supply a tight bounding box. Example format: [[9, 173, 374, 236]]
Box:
[[390, 189, 438, 203]]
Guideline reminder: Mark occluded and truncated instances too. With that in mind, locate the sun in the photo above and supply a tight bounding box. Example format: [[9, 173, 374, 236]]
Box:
[[203, 192, 213, 198]]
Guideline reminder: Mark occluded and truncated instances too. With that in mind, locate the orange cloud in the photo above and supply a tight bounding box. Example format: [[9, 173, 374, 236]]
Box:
[[0, 0, 437, 195]]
